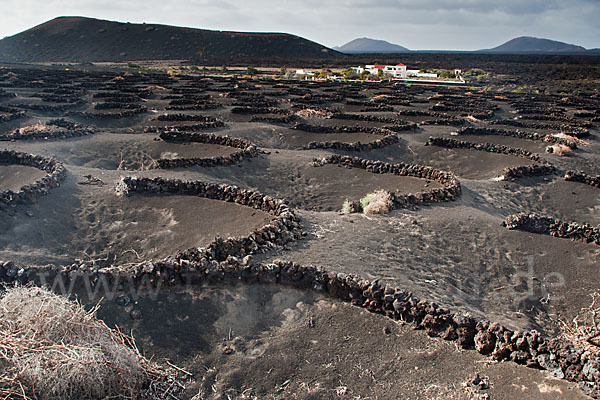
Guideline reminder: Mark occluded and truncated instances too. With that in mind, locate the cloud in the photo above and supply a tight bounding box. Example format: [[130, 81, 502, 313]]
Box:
[[1, 0, 598, 49]]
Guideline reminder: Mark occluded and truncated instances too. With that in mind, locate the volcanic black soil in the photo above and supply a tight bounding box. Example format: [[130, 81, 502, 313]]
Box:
[[83, 284, 587, 400], [1, 61, 600, 399], [0, 164, 47, 191], [50, 133, 240, 170], [0, 16, 338, 63]]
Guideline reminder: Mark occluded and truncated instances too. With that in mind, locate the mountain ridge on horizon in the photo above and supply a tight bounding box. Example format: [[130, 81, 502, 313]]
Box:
[[480, 36, 588, 54], [335, 36, 597, 55], [334, 38, 410, 54], [0, 17, 598, 63], [0, 16, 339, 63]]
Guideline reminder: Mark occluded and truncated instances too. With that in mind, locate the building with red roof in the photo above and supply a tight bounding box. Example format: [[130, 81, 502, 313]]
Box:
[[356, 63, 408, 78]]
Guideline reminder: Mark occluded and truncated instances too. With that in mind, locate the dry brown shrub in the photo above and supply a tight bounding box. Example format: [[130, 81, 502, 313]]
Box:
[[294, 108, 333, 119], [546, 144, 573, 156], [0, 286, 177, 399], [561, 291, 600, 355], [371, 94, 391, 102], [361, 190, 394, 215], [11, 122, 54, 136], [116, 150, 159, 171], [552, 132, 588, 146]]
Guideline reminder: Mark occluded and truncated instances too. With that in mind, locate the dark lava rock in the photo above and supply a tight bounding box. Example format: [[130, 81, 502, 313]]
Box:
[[116, 295, 131, 307], [475, 331, 496, 355], [130, 309, 143, 320]]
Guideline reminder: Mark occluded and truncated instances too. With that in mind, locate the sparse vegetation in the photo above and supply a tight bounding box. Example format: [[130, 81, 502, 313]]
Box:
[[313, 70, 329, 79], [546, 144, 573, 156], [561, 291, 600, 355], [146, 85, 167, 91], [1, 55, 600, 398], [553, 132, 588, 146], [361, 190, 393, 215], [115, 150, 158, 171], [295, 108, 333, 118], [14, 122, 52, 135], [465, 69, 485, 77], [246, 67, 259, 75], [0, 286, 178, 399], [341, 199, 356, 214], [343, 68, 359, 80], [341, 190, 395, 215]]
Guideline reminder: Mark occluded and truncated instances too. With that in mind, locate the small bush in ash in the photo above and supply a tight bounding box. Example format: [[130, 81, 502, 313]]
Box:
[[546, 144, 573, 156], [341, 199, 357, 214], [0, 286, 179, 399], [341, 190, 394, 215], [361, 190, 394, 215]]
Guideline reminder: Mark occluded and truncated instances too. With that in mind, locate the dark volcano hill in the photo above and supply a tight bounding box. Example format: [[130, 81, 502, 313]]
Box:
[[334, 38, 410, 54], [0, 16, 339, 63], [481, 36, 587, 54]]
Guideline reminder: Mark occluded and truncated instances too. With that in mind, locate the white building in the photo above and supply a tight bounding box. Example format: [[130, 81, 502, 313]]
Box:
[[352, 64, 408, 78], [406, 69, 439, 79], [351, 64, 444, 79], [295, 69, 314, 76], [348, 63, 463, 83]]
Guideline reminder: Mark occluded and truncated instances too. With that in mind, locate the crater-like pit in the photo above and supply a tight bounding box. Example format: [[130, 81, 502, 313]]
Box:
[[72, 192, 274, 264], [53, 134, 240, 170], [282, 131, 389, 150], [288, 161, 447, 212], [455, 134, 549, 154], [416, 145, 539, 180], [0, 164, 47, 192]]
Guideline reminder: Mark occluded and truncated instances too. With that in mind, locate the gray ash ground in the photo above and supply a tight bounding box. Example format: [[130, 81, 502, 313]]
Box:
[[0, 164, 47, 191], [1, 62, 599, 398], [85, 284, 587, 400]]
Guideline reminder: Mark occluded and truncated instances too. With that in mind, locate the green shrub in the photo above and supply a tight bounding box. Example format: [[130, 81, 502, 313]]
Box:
[[341, 199, 355, 214], [360, 195, 371, 211]]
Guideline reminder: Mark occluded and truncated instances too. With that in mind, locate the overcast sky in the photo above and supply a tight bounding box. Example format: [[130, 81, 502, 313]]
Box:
[[1, 0, 599, 50]]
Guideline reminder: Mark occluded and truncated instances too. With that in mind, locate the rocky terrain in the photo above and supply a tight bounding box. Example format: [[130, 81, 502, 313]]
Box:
[[0, 59, 599, 399]]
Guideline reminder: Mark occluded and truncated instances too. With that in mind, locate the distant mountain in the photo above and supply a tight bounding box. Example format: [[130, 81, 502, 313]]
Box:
[[0, 16, 339, 63], [481, 36, 587, 54], [334, 38, 410, 54]]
